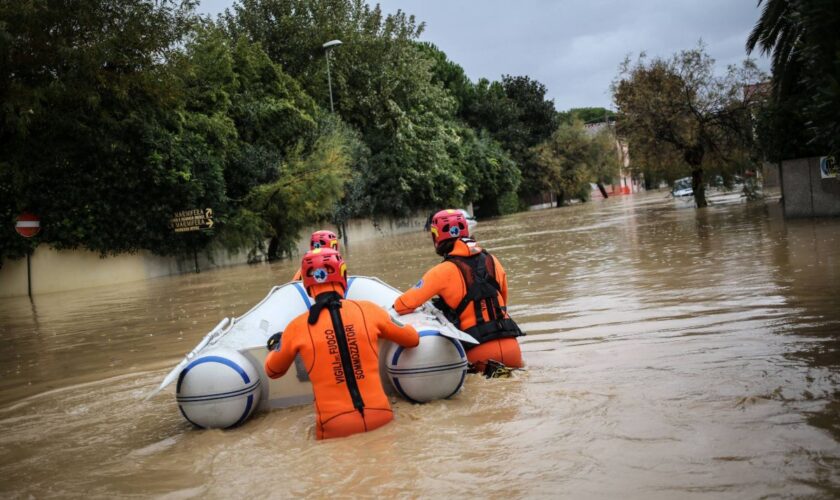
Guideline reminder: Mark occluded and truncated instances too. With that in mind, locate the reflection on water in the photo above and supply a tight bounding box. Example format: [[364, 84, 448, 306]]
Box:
[[1, 191, 839, 497]]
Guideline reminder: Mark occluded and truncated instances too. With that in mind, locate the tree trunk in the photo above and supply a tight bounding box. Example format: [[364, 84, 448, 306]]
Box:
[[267, 236, 280, 262], [691, 168, 707, 208], [555, 191, 565, 207], [596, 182, 609, 199]]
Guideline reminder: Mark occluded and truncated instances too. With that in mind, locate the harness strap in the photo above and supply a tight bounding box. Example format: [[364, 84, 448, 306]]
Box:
[[463, 318, 523, 347], [450, 252, 505, 324]]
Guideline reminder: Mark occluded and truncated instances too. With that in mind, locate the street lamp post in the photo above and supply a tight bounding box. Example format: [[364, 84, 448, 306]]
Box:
[[322, 39, 342, 113], [322, 39, 346, 245]]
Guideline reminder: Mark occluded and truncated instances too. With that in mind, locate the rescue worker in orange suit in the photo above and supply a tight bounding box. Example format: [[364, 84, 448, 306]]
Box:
[[292, 230, 340, 281], [266, 248, 420, 440], [394, 209, 524, 373]]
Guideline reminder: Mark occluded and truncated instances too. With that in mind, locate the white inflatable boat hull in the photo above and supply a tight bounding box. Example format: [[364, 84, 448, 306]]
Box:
[[151, 276, 475, 428]]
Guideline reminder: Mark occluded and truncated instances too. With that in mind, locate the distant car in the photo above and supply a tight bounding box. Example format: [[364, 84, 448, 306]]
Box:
[[672, 177, 693, 197], [458, 209, 477, 230], [712, 174, 743, 188]]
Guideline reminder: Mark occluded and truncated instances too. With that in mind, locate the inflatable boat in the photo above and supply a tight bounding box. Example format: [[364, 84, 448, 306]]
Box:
[[148, 276, 477, 429]]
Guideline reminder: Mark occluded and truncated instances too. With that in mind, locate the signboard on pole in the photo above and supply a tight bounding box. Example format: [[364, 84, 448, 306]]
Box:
[[15, 213, 41, 238], [170, 208, 214, 233], [820, 156, 838, 179]]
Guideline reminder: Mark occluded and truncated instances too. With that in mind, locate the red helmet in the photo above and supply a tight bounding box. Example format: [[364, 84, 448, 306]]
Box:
[[301, 248, 347, 291], [310, 230, 339, 251], [429, 209, 469, 247]]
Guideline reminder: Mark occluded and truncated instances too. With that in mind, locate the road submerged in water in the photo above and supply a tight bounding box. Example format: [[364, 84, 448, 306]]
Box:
[[0, 190, 838, 498]]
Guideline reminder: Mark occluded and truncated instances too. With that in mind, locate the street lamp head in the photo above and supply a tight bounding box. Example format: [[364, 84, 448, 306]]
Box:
[[322, 39, 343, 49]]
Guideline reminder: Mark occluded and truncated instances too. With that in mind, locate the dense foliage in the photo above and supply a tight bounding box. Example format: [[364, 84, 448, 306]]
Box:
[[1, 0, 201, 258], [746, 0, 840, 160], [459, 75, 559, 207], [0, 0, 629, 267], [533, 121, 621, 206], [558, 107, 616, 125]]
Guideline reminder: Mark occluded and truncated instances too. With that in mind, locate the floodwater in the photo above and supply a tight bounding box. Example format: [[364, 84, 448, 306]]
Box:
[[1, 190, 839, 498]]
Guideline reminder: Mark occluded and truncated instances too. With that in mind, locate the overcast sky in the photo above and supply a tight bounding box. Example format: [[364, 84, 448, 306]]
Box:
[[198, 0, 769, 111]]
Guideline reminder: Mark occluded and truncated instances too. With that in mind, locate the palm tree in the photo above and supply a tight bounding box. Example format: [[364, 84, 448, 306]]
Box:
[[745, 0, 804, 95], [747, 0, 840, 155]]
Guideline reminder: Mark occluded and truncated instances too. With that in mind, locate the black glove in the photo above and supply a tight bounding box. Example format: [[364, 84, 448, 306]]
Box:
[[266, 332, 283, 351]]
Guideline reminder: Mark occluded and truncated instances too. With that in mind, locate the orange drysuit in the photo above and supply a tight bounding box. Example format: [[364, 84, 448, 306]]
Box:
[[265, 283, 419, 440], [394, 239, 523, 370], [292, 268, 302, 281]]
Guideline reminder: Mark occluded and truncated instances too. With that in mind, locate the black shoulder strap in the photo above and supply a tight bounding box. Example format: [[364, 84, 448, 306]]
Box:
[[480, 252, 502, 292], [308, 291, 342, 324], [308, 292, 365, 415], [448, 251, 503, 320]]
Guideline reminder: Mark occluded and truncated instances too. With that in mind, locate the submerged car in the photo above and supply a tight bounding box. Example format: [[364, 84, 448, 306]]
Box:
[[672, 177, 693, 197], [458, 209, 477, 230]]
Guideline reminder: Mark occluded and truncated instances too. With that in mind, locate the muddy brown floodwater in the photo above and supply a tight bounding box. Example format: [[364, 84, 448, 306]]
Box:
[[1, 191, 839, 498]]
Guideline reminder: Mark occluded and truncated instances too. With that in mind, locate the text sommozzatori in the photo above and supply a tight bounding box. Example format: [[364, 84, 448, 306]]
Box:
[[325, 324, 365, 385]]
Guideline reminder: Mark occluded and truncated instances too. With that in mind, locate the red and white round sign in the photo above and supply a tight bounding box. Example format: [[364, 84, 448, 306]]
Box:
[[15, 213, 41, 238]]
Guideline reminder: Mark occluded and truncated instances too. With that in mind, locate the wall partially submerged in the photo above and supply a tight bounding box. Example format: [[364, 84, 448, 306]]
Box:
[[781, 157, 840, 217], [0, 213, 429, 298]]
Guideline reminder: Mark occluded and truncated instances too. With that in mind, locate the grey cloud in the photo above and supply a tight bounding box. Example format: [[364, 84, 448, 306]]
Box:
[[375, 0, 769, 110], [197, 0, 770, 110]]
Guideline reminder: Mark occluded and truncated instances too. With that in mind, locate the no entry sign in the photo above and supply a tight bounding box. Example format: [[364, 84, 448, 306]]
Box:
[[15, 213, 41, 238]]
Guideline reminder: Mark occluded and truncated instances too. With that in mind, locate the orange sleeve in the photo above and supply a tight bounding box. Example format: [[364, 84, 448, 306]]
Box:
[[367, 304, 419, 347], [264, 320, 301, 379], [292, 268, 302, 281], [393, 264, 449, 314], [494, 257, 509, 303]]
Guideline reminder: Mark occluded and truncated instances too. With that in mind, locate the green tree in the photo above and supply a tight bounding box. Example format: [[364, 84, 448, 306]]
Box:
[[624, 130, 689, 189], [588, 127, 622, 196], [0, 0, 200, 261], [224, 33, 320, 202], [411, 43, 523, 216], [460, 78, 518, 138], [558, 107, 616, 125], [453, 128, 521, 216], [417, 42, 473, 115], [160, 25, 238, 257], [224, 0, 474, 217], [0, 0, 563, 270], [533, 121, 592, 206], [187, 27, 341, 261], [746, 0, 840, 158], [533, 121, 621, 206], [612, 47, 764, 207], [462, 75, 558, 205], [246, 118, 352, 259]]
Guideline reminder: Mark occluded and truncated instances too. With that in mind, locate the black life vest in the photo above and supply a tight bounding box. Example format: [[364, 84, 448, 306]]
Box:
[[436, 250, 523, 349]]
